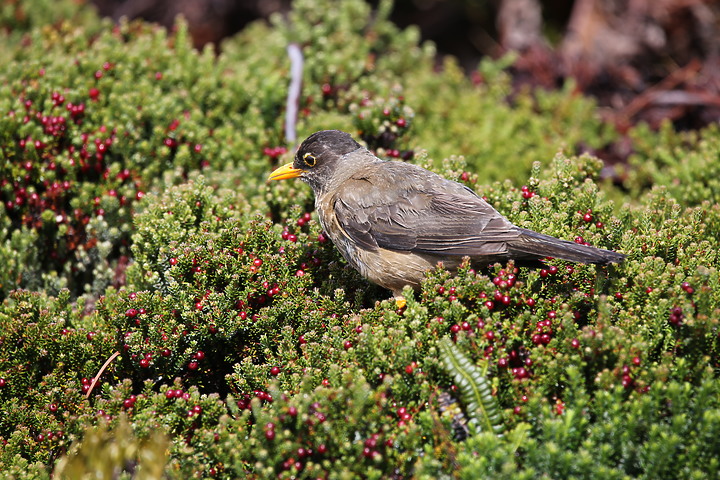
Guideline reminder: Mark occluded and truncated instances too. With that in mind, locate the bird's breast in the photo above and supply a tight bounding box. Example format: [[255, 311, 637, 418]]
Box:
[[315, 196, 367, 275]]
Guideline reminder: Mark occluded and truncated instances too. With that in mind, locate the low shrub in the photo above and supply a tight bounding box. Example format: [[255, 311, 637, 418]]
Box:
[[1, 0, 719, 478]]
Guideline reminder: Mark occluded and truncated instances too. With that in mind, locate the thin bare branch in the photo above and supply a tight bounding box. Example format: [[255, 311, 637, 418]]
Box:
[[285, 43, 304, 144], [85, 351, 120, 399]]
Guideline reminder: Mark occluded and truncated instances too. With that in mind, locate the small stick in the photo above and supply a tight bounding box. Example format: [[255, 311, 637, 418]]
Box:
[[85, 351, 120, 399], [285, 43, 304, 144]]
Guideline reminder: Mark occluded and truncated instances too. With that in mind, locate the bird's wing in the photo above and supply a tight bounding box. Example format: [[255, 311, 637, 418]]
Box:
[[332, 163, 520, 257]]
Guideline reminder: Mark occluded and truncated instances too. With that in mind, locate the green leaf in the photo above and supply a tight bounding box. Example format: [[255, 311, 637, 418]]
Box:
[[438, 337, 504, 436]]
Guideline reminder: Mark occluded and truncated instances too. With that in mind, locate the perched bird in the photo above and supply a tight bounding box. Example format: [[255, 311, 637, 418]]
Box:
[[269, 130, 624, 304]]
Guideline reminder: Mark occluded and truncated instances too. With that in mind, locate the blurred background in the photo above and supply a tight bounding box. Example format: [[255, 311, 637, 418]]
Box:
[[89, 0, 719, 131]]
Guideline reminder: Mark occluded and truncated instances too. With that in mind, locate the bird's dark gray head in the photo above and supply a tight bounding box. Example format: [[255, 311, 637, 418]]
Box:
[[292, 130, 363, 193]]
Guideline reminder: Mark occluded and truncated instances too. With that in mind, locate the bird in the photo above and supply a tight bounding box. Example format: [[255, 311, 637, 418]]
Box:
[[269, 130, 625, 306]]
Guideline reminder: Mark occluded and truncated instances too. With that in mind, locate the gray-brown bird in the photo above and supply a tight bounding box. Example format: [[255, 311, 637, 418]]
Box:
[[269, 130, 625, 305]]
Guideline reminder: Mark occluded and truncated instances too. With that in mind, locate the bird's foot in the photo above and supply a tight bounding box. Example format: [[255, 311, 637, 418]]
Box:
[[394, 296, 406, 310]]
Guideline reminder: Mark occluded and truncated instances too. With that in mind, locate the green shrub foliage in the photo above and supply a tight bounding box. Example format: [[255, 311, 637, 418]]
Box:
[[1, 0, 719, 478]]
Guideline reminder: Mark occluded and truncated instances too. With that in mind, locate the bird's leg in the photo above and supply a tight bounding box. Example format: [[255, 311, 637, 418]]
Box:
[[394, 296, 407, 310]]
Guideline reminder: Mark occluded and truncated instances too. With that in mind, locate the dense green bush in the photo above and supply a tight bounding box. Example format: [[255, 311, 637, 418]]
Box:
[[1, 0, 719, 478]]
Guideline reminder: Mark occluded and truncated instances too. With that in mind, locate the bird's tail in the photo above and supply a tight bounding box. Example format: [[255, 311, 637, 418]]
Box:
[[509, 228, 625, 265]]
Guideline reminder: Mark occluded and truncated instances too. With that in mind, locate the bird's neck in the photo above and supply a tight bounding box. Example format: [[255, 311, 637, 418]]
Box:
[[321, 148, 382, 194]]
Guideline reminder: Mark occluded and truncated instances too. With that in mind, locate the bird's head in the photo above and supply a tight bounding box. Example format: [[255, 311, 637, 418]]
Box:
[[268, 130, 363, 194]]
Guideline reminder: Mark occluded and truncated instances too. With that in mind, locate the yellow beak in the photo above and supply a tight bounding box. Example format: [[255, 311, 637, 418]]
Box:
[[268, 162, 304, 181]]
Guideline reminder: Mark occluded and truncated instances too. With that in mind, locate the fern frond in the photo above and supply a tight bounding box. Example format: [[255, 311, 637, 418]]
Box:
[[439, 337, 505, 436]]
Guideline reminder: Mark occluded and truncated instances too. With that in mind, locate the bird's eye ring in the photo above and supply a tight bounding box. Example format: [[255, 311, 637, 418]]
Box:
[[303, 152, 316, 167]]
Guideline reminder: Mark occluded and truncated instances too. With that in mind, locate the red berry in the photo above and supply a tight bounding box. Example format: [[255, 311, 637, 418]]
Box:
[[270, 366, 281, 376]]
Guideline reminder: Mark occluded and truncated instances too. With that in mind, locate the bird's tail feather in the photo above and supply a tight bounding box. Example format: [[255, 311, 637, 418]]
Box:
[[509, 228, 625, 265]]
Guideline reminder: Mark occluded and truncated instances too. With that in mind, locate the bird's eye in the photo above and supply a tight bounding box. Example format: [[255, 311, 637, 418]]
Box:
[[303, 152, 316, 167]]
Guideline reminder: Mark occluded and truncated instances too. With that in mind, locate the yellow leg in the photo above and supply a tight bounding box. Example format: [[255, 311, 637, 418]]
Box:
[[395, 297, 406, 309]]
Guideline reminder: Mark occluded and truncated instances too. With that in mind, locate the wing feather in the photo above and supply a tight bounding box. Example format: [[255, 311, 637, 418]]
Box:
[[331, 162, 520, 257]]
